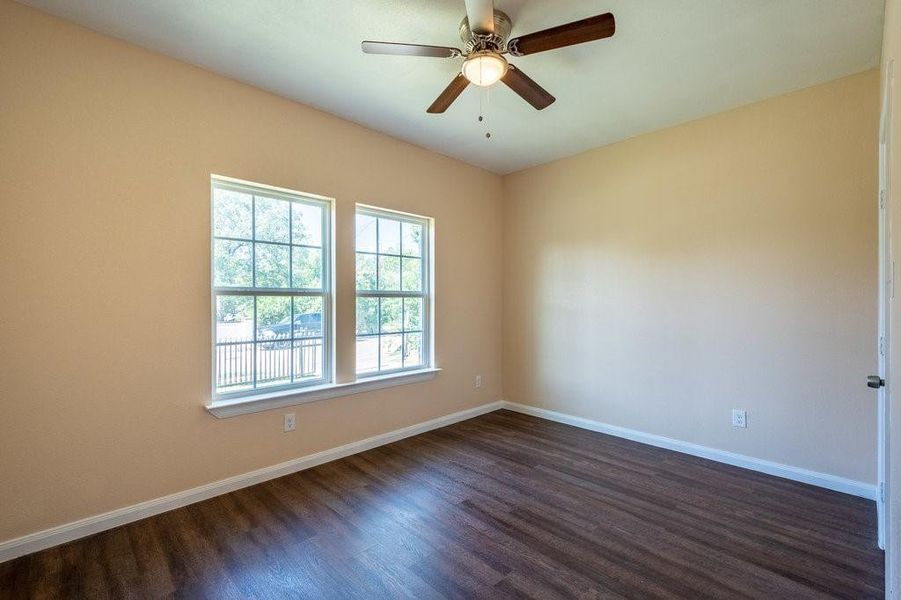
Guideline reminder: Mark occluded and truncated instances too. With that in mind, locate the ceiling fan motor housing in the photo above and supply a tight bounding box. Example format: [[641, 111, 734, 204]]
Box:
[[459, 10, 512, 53]]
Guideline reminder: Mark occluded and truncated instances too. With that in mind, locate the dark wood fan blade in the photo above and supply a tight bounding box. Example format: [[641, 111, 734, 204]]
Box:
[[465, 0, 495, 34], [427, 74, 470, 113], [507, 12, 615, 56], [501, 64, 555, 110], [362, 41, 461, 58]]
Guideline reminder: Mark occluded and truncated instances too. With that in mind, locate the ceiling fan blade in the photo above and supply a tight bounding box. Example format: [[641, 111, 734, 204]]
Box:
[[427, 74, 470, 113], [362, 41, 461, 58], [464, 0, 495, 34], [501, 64, 555, 110], [507, 12, 615, 56]]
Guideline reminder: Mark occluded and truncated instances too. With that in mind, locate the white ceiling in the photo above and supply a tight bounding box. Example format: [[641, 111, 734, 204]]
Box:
[[19, 0, 885, 174]]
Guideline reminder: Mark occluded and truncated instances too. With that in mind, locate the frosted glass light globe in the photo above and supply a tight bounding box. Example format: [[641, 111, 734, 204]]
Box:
[[462, 52, 508, 87]]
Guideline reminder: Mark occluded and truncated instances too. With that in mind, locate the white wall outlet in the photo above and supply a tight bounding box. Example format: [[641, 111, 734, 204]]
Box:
[[283, 413, 296, 432], [475, 375, 482, 389], [731, 409, 747, 428]]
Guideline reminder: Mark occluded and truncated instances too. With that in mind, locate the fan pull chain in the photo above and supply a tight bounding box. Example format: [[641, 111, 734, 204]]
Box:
[[478, 82, 483, 123], [486, 86, 491, 139], [478, 86, 491, 139]]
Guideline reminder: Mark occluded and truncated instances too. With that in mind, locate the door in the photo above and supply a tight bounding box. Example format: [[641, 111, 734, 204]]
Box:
[[876, 59, 893, 553]]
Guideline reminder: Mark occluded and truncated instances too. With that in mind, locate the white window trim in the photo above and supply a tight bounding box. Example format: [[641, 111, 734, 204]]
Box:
[[207, 187, 440, 419], [355, 204, 434, 377], [210, 175, 335, 402], [206, 367, 441, 418]]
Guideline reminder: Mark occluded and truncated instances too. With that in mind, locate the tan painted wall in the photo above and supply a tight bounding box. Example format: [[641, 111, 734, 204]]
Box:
[[0, 1, 503, 542], [882, 0, 901, 593], [503, 70, 880, 484]]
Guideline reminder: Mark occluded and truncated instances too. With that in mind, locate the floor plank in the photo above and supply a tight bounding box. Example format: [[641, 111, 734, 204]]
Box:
[[0, 410, 884, 599]]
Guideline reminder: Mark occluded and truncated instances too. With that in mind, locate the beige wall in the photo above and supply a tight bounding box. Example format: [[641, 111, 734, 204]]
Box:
[[503, 70, 880, 484], [882, 0, 901, 593], [0, 0, 503, 543]]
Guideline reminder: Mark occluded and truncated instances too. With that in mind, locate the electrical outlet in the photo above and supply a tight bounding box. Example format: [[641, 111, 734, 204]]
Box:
[[283, 413, 296, 432], [731, 409, 747, 428], [475, 375, 482, 389]]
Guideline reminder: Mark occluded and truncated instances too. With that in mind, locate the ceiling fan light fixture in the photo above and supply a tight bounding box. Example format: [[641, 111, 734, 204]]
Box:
[[361, 6, 615, 113], [461, 51, 508, 86]]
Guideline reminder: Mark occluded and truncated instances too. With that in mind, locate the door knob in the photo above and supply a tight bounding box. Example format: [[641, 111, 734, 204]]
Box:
[[867, 375, 885, 389]]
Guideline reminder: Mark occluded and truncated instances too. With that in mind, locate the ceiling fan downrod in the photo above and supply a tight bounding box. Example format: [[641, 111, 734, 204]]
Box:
[[459, 10, 512, 54]]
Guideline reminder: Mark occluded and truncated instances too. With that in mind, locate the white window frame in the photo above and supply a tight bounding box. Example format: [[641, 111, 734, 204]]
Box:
[[355, 204, 433, 378], [210, 175, 334, 401]]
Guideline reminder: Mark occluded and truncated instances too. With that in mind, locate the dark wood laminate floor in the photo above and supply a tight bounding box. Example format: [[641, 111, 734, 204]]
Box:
[[0, 410, 884, 599]]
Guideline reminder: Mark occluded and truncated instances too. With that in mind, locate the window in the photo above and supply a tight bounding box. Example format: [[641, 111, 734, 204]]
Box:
[[212, 177, 331, 397], [355, 206, 431, 376]]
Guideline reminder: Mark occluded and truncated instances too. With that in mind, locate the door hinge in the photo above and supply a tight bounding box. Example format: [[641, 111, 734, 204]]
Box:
[[880, 189, 886, 209], [880, 336, 886, 357], [880, 482, 885, 503]]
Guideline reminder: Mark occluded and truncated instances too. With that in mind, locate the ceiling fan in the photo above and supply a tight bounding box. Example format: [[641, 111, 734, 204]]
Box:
[[361, 0, 615, 113]]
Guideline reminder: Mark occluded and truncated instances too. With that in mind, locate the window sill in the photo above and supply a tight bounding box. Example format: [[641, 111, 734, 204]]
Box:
[[206, 368, 442, 418]]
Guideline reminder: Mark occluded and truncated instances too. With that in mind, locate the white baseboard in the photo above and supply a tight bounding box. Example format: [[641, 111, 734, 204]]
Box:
[[502, 401, 877, 500], [0, 400, 504, 564], [1, 398, 875, 564]]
